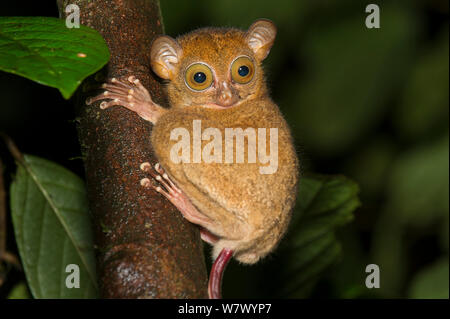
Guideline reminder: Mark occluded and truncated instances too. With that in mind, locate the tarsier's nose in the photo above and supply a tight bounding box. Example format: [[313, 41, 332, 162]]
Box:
[[216, 82, 239, 107]]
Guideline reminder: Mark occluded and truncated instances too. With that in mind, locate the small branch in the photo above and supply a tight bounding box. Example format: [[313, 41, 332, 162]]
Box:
[[0, 157, 6, 259], [0, 140, 22, 281]]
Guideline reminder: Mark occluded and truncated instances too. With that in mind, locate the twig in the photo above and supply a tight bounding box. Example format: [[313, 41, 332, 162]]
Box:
[[0, 158, 6, 258], [0, 141, 23, 281]]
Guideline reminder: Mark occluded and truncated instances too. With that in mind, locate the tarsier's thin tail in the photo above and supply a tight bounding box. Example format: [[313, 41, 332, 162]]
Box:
[[208, 248, 233, 299]]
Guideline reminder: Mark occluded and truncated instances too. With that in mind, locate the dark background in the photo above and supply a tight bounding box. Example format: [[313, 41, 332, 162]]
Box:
[[0, 0, 448, 298]]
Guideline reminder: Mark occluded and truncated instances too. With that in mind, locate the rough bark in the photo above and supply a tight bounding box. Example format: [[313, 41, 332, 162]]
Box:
[[57, 0, 208, 298]]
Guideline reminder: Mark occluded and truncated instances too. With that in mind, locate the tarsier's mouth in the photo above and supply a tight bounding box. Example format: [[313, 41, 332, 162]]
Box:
[[203, 100, 242, 109], [205, 103, 235, 109]]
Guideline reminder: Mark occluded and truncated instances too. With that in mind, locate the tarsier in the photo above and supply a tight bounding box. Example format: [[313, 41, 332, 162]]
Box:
[[87, 19, 299, 298]]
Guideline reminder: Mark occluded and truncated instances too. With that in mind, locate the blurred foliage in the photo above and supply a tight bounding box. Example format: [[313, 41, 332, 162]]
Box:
[[408, 258, 448, 298], [10, 155, 97, 298], [0, 0, 448, 299]]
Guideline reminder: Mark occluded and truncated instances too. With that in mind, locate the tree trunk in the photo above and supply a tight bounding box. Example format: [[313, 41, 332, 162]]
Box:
[[57, 0, 208, 298]]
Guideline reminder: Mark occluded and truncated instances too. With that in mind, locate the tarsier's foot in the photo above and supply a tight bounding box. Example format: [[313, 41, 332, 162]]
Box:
[[140, 162, 230, 299], [86, 76, 161, 123], [139, 162, 213, 228]]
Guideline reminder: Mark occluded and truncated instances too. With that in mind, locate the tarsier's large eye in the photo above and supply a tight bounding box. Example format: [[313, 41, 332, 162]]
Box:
[[231, 56, 254, 84], [185, 63, 214, 91]]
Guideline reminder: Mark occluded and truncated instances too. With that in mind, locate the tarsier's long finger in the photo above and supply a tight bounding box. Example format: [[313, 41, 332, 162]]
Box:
[[127, 76, 151, 101], [208, 248, 233, 299], [154, 162, 165, 175], [88, 89, 147, 109], [140, 177, 171, 199], [154, 163, 182, 193], [87, 93, 130, 107], [96, 99, 125, 110], [86, 91, 109, 105], [140, 162, 175, 196], [107, 77, 133, 89], [100, 83, 133, 96]]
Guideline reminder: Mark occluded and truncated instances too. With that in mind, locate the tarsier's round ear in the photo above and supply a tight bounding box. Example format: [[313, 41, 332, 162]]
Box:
[[150, 35, 183, 80], [245, 19, 277, 61]]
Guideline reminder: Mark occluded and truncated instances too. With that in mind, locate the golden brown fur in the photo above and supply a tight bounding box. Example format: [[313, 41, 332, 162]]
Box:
[[152, 100, 298, 263], [150, 21, 299, 263]]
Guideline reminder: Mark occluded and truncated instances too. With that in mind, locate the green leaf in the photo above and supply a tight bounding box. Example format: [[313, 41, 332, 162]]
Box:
[[0, 17, 109, 99], [408, 258, 449, 299], [10, 155, 98, 298], [278, 174, 360, 297], [7, 281, 31, 299]]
